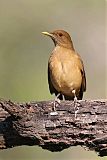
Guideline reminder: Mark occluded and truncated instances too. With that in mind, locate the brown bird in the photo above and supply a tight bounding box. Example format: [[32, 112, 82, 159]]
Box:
[[42, 30, 86, 102]]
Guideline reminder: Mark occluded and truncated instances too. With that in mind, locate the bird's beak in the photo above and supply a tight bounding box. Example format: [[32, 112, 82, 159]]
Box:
[[42, 32, 54, 38]]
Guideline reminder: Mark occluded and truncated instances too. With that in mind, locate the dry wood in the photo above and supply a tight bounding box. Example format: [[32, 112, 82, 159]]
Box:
[[0, 99, 107, 157]]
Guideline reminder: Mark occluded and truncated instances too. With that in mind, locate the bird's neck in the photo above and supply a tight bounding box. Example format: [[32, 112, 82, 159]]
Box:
[[56, 43, 75, 51], [52, 37, 75, 50], [53, 40, 75, 51], [53, 45, 75, 56]]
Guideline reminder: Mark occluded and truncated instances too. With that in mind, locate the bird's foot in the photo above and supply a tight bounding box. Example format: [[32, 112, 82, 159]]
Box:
[[72, 90, 79, 119], [74, 105, 79, 119], [50, 111, 58, 116], [50, 94, 61, 116], [54, 96, 61, 106]]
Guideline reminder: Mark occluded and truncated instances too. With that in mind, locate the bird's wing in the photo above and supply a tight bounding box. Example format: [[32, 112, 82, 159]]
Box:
[[79, 60, 86, 100], [81, 66, 86, 92], [75, 53, 86, 99], [78, 67, 86, 100], [76, 53, 86, 92], [48, 64, 58, 95]]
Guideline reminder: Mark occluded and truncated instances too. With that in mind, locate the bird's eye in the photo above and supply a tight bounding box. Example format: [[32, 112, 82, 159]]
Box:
[[59, 33, 63, 37]]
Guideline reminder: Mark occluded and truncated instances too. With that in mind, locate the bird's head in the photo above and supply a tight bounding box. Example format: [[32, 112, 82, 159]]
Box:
[[42, 30, 74, 50]]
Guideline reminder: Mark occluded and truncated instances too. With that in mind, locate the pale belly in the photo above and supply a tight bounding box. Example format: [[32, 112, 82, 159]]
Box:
[[49, 59, 82, 96]]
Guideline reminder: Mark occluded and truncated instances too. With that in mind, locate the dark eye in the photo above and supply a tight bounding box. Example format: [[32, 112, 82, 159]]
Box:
[[59, 33, 63, 37]]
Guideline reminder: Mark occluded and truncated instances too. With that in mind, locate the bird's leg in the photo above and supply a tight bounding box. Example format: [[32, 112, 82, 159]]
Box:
[[72, 90, 79, 118], [52, 94, 65, 114], [54, 93, 61, 107], [62, 94, 65, 101], [50, 93, 61, 116]]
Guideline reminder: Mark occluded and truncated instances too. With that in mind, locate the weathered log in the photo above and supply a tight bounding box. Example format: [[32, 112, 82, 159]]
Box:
[[0, 99, 107, 157]]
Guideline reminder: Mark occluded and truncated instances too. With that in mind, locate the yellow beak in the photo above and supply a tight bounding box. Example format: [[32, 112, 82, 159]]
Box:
[[42, 32, 53, 37]]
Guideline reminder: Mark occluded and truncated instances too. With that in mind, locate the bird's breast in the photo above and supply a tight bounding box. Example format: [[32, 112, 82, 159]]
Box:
[[49, 49, 82, 96]]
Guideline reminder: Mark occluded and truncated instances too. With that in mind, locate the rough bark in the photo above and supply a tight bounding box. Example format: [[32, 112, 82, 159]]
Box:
[[0, 98, 107, 157]]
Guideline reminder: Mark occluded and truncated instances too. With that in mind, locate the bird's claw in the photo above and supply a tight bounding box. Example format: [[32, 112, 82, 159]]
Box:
[[50, 95, 61, 116], [72, 90, 79, 119], [74, 106, 79, 119], [50, 111, 58, 116]]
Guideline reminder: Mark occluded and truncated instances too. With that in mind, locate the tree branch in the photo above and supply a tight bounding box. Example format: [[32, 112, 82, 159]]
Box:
[[0, 98, 107, 157]]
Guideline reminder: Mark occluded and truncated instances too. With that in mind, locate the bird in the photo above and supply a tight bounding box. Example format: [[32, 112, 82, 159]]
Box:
[[42, 30, 86, 108]]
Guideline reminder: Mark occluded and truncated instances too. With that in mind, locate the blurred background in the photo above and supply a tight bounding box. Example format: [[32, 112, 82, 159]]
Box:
[[0, 0, 106, 160]]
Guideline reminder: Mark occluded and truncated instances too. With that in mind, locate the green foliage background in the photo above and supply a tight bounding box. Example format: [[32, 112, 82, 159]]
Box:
[[0, 0, 106, 160]]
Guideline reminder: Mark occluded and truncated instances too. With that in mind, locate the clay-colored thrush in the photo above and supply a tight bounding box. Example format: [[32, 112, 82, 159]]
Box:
[[42, 30, 86, 101]]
